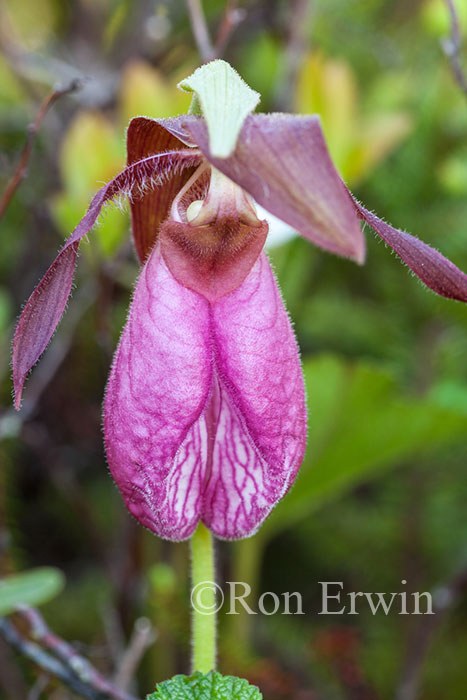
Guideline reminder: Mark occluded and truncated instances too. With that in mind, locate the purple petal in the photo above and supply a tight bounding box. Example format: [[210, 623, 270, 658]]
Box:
[[127, 117, 200, 262], [13, 149, 202, 409], [355, 201, 467, 302], [156, 115, 199, 147], [185, 114, 365, 263], [206, 253, 307, 539], [104, 244, 212, 541], [12, 243, 79, 409]]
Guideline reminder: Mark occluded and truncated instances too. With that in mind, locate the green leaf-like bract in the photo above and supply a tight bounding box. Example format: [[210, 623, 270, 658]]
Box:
[[178, 60, 260, 159], [147, 671, 262, 700], [0, 567, 65, 616]]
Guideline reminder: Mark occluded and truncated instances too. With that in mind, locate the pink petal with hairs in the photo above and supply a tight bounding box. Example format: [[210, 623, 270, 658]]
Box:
[[206, 253, 307, 538], [104, 250, 306, 540], [184, 113, 365, 263], [103, 245, 212, 540], [12, 149, 202, 408], [355, 202, 467, 302]]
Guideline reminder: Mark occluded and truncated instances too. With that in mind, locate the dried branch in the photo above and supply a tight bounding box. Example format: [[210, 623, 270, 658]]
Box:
[[276, 0, 313, 110], [0, 609, 140, 700], [442, 0, 467, 98], [0, 78, 82, 222], [186, 0, 216, 63], [113, 618, 156, 692], [0, 635, 29, 699], [0, 617, 105, 700], [27, 674, 49, 700], [214, 0, 246, 57]]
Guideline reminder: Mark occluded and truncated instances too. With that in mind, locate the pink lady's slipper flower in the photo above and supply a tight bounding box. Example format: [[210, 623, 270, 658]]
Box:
[[12, 61, 467, 540]]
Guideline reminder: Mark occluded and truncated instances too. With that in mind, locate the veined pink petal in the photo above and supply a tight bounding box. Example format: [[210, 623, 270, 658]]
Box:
[[103, 244, 212, 541], [127, 117, 200, 262], [206, 253, 307, 538], [184, 114, 365, 263], [13, 149, 202, 409], [355, 201, 467, 302], [104, 249, 306, 541]]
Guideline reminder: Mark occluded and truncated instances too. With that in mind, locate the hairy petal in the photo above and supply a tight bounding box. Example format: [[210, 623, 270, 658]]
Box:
[[12, 185, 106, 409], [104, 249, 306, 541], [127, 117, 201, 262], [355, 202, 467, 302], [104, 245, 212, 541], [13, 150, 201, 409], [205, 254, 307, 539], [185, 114, 365, 263], [12, 244, 79, 409], [153, 115, 199, 147]]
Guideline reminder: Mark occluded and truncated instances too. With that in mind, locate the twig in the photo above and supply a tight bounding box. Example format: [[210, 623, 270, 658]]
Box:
[[186, 0, 215, 63], [113, 618, 156, 692], [395, 566, 467, 700], [20, 607, 139, 699], [101, 603, 127, 668], [442, 0, 467, 98], [0, 78, 82, 222], [214, 0, 246, 57], [27, 674, 49, 700], [0, 618, 105, 700], [0, 609, 140, 700], [275, 0, 313, 110], [0, 635, 29, 699]]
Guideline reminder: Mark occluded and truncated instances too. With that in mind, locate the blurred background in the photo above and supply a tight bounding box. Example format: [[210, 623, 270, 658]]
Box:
[[1, 0, 467, 698]]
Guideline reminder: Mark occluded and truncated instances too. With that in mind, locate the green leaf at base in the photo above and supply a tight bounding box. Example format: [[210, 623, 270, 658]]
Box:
[[147, 671, 262, 700]]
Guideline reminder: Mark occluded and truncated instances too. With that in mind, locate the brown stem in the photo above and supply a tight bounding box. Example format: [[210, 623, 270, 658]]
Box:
[[186, 0, 216, 63], [0, 78, 82, 222], [276, 0, 313, 110], [0, 635, 29, 699], [214, 0, 246, 57], [112, 618, 155, 692], [442, 0, 467, 98]]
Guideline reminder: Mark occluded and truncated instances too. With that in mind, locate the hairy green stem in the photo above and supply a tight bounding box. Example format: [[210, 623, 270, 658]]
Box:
[[190, 523, 216, 673]]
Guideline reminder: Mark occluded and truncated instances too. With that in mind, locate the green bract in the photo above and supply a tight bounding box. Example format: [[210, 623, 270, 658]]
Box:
[[147, 671, 262, 699], [0, 567, 65, 616], [178, 59, 260, 158]]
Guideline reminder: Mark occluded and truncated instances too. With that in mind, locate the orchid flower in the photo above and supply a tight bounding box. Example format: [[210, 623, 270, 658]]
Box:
[[12, 61, 467, 541]]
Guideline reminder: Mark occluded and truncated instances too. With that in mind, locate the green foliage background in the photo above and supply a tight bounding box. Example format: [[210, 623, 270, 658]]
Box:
[[0, 0, 466, 698]]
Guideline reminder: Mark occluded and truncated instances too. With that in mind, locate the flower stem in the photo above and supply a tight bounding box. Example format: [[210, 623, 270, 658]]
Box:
[[190, 523, 216, 673]]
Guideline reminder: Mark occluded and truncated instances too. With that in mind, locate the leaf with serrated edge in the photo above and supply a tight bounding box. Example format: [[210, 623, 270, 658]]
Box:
[[178, 60, 260, 158], [147, 671, 262, 700]]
